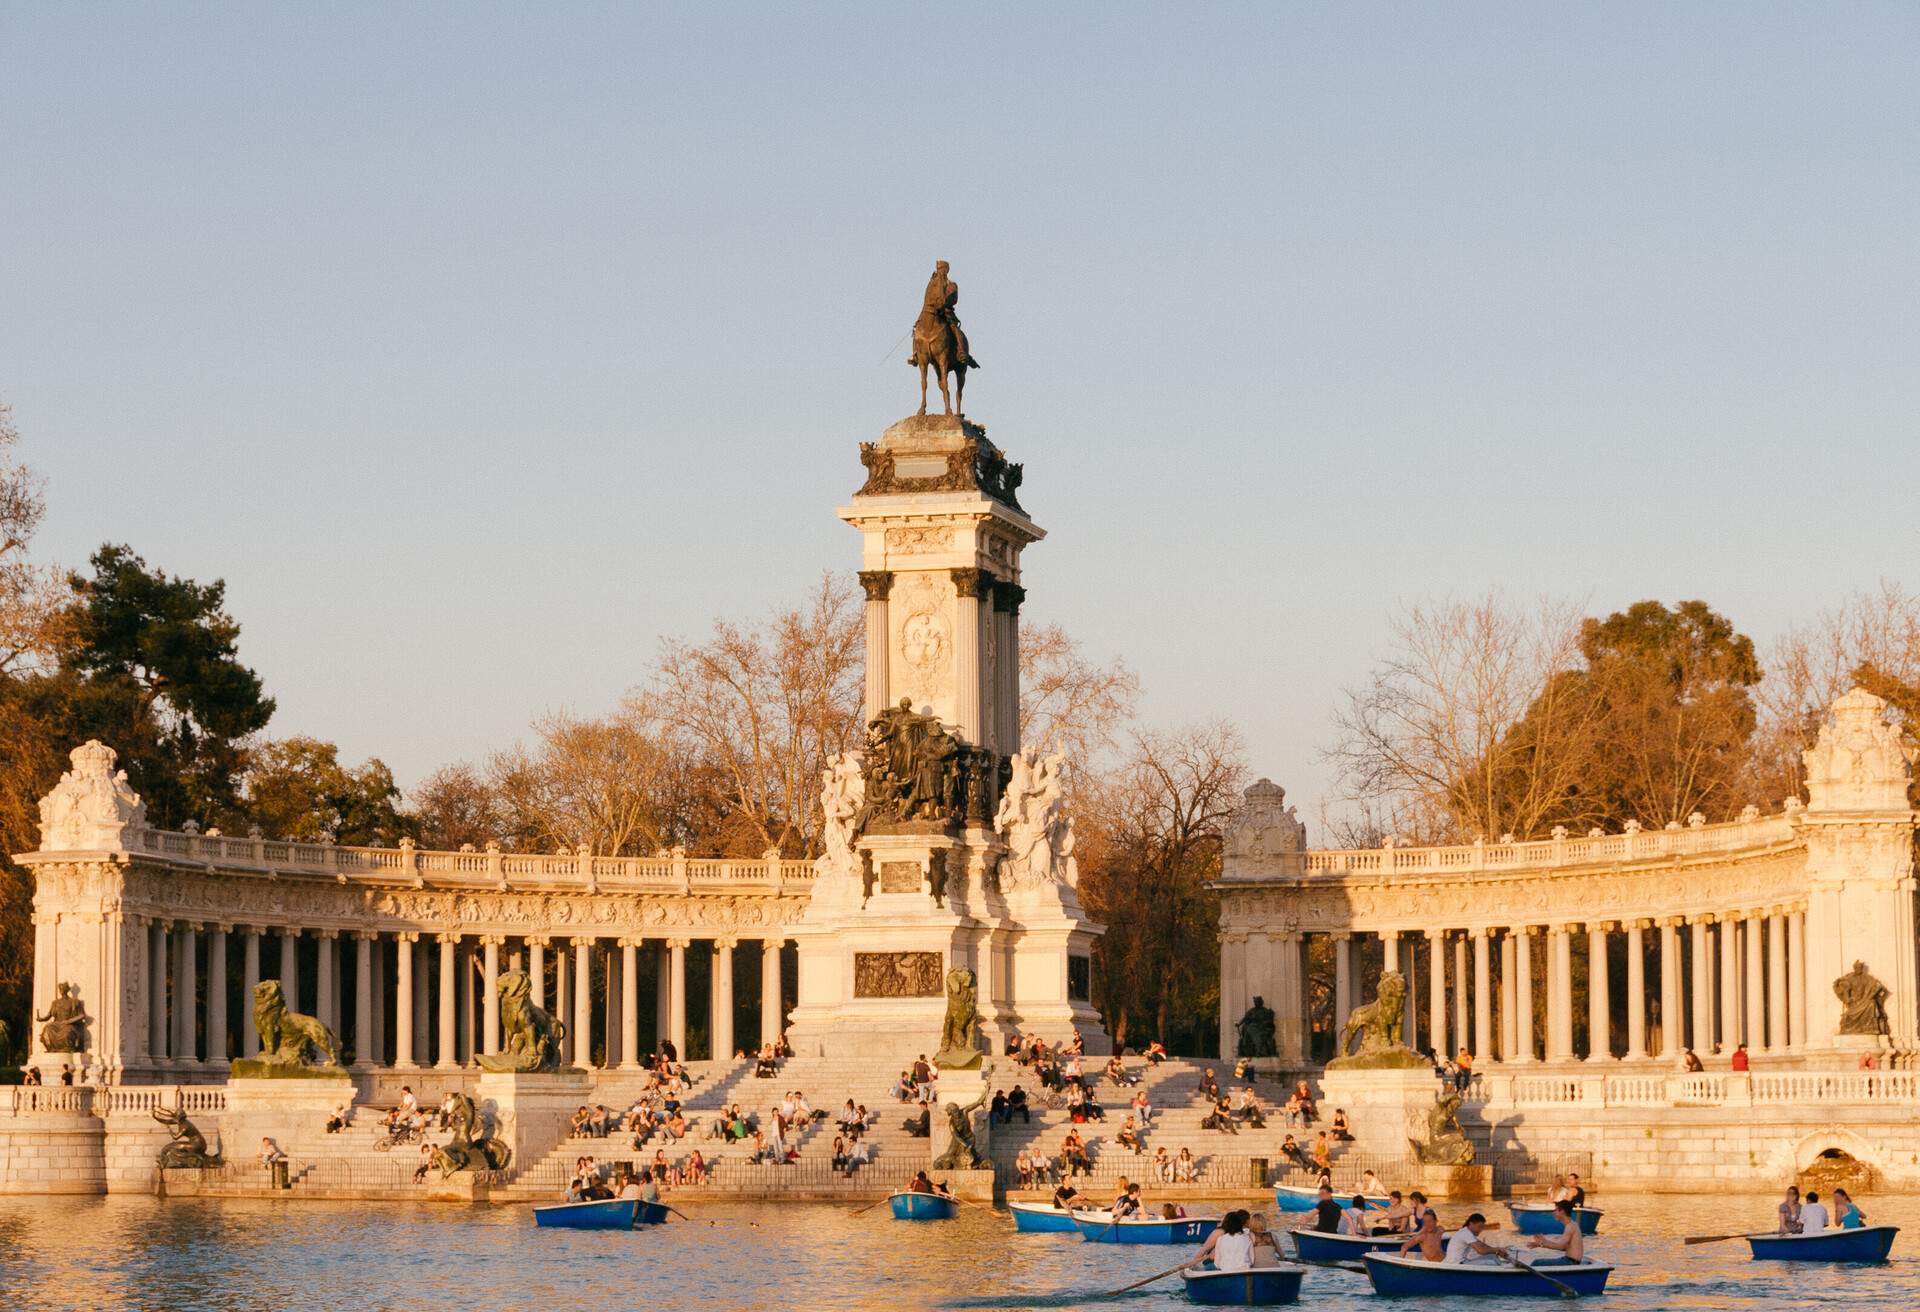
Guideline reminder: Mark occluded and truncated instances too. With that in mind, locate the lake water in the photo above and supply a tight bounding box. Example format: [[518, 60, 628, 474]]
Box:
[[1, 1193, 1914, 1310]]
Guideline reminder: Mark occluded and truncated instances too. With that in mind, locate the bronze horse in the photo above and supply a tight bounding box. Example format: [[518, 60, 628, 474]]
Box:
[[911, 262, 977, 417]]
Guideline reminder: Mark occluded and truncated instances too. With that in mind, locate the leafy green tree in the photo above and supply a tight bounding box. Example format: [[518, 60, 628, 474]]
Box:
[[57, 544, 275, 826], [241, 737, 411, 844]]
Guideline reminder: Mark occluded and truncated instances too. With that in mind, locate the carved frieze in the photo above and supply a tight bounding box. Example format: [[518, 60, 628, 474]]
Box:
[[853, 950, 944, 997], [884, 526, 952, 555]]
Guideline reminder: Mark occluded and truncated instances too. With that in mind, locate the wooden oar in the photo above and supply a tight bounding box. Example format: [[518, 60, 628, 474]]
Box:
[[1100, 1259, 1191, 1297], [1291, 1257, 1369, 1274], [849, 1195, 893, 1217], [1503, 1252, 1579, 1300], [1683, 1231, 1756, 1246]]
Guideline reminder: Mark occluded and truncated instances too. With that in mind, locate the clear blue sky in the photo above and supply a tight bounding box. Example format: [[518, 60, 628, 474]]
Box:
[[4, 4, 1916, 825]]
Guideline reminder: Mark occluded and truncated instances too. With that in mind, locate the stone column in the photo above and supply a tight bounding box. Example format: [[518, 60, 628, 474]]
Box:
[[315, 931, 337, 1036], [280, 929, 300, 1015], [667, 938, 688, 1058], [1511, 926, 1533, 1063], [1788, 907, 1808, 1051], [529, 938, 547, 1008], [1718, 914, 1740, 1053], [148, 920, 168, 1061], [1331, 934, 1352, 1040], [989, 582, 1016, 752], [712, 938, 736, 1060], [174, 923, 198, 1062], [761, 937, 784, 1047], [1452, 933, 1469, 1058], [1275, 932, 1307, 1061], [621, 939, 641, 1067], [482, 937, 502, 1057], [1689, 918, 1713, 1055], [458, 942, 476, 1065], [573, 936, 595, 1068], [1549, 926, 1574, 1061], [1767, 910, 1788, 1052], [950, 568, 986, 743], [206, 924, 229, 1066], [1586, 923, 1612, 1061], [352, 932, 375, 1070], [394, 933, 417, 1068], [1657, 920, 1680, 1062], [241, 926, 262, 1058], [1498, 931, 1517, 1061], [436, 934, 458, 1069], [1426, 930, 1447, 1056], [1625, 921, 1648, 1060], [858, 570, 892, 722], [1743, 911, 1765, 1053], [1472, 929, 1492, 1062], [1003, 585, 1025, 753]]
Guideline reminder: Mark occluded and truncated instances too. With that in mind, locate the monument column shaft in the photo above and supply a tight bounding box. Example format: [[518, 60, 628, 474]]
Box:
[[621, 941, 640, 1067], [436, 936, 457, 1069], [1718, 917, 1740, 1051], [1767, 912, 1788, 1051], [859, 572, 890, 723], [1689, 919, 1713, 1053], [1452, 934, 1469, 1058], [574, 939, 595, 1069], [355, 934, 376, 1069], [1332, 936, 1352, 1044], [1426, 931, 1447, 1055], [1743, 914, 1765, 1052], [1788, 908, 1808, 1050], [712, 941, 735, 1060], [1550, 928, 1574, 1060], [760, 938, 777, 1051], [206, 927, 228, 1066], [950, 569, 985, 743], [668, 939, 688, 1057], [1586, 925, 1611, 1061], [1659, 921, 1681, 1061], [394, 935, 416, 1068], [529, 940, 546, 1009], [242, 928, 262, 1058], [1498, 932, 1517, 1060], [280, 931, 300, 1016], [1512, 928, 1534, 1063], [1626, 924, 1647, 1059], [482, 939, 501, 1056], [1472, 930, 1492, 1061]]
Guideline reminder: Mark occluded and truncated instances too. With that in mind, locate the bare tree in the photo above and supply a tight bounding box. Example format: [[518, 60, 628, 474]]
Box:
[[409, 763, 506, 850], [647, 573, 863, 856], [486, 705, 692, 855], [1327, 594, 1595, 842], [0, 402, 67, 675], [1078, 720, 1246, 1052], [1018, 621, 1141, 773]]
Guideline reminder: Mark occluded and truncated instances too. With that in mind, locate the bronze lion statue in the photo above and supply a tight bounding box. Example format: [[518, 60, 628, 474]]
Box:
[[252, 979, 344, 1069]]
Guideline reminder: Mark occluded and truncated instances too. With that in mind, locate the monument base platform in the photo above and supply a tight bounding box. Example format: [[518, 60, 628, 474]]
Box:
[[1416, 1163, 1493, 1201]]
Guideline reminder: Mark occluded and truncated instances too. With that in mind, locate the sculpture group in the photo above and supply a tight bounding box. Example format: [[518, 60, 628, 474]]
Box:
[[993, 748, 1078, 891], [861, 698, 964, 827]]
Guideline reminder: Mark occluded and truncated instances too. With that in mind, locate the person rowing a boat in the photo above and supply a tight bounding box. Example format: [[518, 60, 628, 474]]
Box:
[[1396, 1191, 1444, 1261], [1800, 1190, 1830, 1232], [1378, 1189, 1412, 1235], [1190, 1209, 1254, 1273], [908, 1169, 940, 1195], [1111, 1181, 1144, 1219], [1444, 1214, 1515, 1266], [1524, 1200, 1584, 1263]]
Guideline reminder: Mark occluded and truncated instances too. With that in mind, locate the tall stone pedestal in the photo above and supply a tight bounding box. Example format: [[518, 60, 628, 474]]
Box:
[[474, 1068, 593, 1171], [223, 1074, 354, 1168]]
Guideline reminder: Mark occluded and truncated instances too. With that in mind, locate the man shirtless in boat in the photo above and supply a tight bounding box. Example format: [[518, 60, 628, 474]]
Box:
[[1525, 1200, 1584, 1263], [1396, 1190, 1445, 1261]]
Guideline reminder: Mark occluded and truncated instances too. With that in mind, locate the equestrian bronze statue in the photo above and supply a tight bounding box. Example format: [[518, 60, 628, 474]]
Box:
[[910, 260, 979, 417]]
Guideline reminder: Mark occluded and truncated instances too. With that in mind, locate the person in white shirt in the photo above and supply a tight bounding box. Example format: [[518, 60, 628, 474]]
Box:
[[1191, 1210, 1255, 1272], [1799, 1191, 1830, 1232], [1339, 1195, 1370, 1235], [1444, 1215, 1512, 1265]]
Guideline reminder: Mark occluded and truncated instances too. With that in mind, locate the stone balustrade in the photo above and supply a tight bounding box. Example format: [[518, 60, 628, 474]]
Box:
[[1485, 1069, 1920, 1110]]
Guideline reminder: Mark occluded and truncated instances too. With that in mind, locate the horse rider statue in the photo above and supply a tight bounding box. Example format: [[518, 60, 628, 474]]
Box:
[[911, 260, 980, 417]]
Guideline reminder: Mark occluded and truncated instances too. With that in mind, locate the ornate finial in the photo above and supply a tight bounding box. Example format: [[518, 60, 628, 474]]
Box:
[[38, 742, 149, 852], [1802, 687, 1917, 812]]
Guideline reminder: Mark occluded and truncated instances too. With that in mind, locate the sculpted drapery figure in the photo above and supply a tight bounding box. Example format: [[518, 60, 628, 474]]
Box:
[[910, 260, 979, 417], [861, 698, 961, 825], [36, 983, 91, 1054], [994, 747, 1078, 891], [815, 753, 865, 880], [1834, 961, 1890, 1036]]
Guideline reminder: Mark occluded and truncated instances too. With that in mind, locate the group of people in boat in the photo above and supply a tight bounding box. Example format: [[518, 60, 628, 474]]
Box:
[[1776, 1185, 1868, 1232], [565, 1161, 666, 1204]]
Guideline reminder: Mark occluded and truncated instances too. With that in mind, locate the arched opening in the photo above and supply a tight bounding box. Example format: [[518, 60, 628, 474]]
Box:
[[1798, 1146, 1875, 1195]]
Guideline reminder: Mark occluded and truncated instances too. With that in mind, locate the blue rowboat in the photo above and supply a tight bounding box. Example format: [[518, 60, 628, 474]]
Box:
[[1746, 1225, 1898, 1263], [1362, 1253, 1615, 1297], [1074, 1213, 1220, 1245], [889, 1191, 959, 1221], [1290, 1228, 1417, 1261], [1507, 1202, 1603, 1236], [1181, 1265, 1305, 1305], [1274, 1184, 1390, 1213], [533, 1198, 642, 1230], [1010, 1201, 1097, 1232]]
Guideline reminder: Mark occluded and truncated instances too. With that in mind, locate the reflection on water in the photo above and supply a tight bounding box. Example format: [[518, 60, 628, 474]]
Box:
[[1, 1193, 1916, 1310]]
